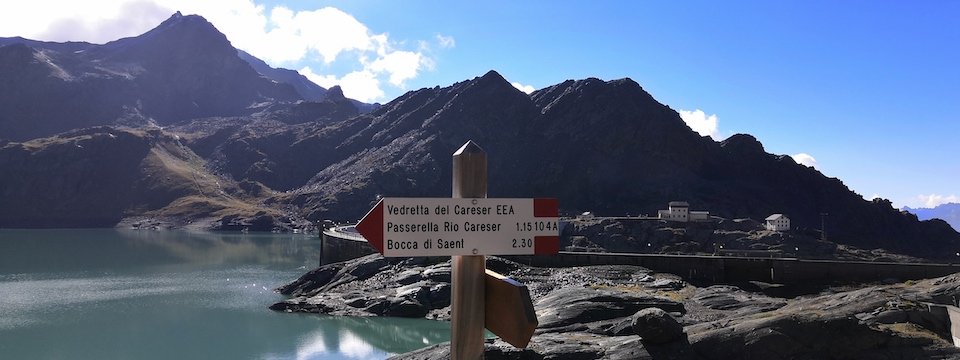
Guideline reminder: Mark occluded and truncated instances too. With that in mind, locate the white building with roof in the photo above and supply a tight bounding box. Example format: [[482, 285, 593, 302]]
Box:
[[658, 201, 688, 222], [765, 214, 790, 231], [658, 201, 712, 222]]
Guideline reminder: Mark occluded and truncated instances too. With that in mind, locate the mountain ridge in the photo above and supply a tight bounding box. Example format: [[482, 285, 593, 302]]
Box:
[[237, 49, 328, 101], [0, 12, 355, 141], [906, 203, 960, 232], [259, 70, 957, 258], [0, 14, 955, 260]]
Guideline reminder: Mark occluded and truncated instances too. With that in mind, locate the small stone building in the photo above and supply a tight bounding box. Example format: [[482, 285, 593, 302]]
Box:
[[658, 201, 712, 222], [658, 201, 689, 222], [765, 214, 790, 231]]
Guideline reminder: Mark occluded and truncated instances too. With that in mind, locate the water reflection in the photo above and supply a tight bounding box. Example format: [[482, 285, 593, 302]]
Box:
[[114, 229, 319, 266], [0, 229, 321, 274], [0, 229, 448, 359], [294, 317, 449, 359]]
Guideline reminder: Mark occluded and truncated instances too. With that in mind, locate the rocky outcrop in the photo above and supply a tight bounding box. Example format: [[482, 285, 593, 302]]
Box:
[[631, 307, 684, 344], [535, 287, 684, 332], [271, 254, 455, 319], [274, 254, 960, 359]]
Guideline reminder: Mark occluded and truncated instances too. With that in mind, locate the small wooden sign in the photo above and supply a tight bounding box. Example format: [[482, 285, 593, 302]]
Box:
[[485, 269, 538, 348]]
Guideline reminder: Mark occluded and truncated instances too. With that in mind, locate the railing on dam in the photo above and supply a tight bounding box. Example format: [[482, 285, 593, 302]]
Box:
[[321, 226, 377, 265], [322, 226, 960, 285], [505, 252, 960, 285]]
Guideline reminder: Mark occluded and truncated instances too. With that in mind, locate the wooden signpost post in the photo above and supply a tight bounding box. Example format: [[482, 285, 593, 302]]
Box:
[[356, 141, 559, 359]]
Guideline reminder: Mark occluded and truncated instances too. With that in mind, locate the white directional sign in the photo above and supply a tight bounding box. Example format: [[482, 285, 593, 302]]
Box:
[[355, 197, 560, 257]]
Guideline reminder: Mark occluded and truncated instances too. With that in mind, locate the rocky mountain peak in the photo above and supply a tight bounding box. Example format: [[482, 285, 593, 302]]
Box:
[[608, 77, 640, 87], [479, 69, 507, 82], [95, 12, 234, 64], [607, 77, 657, 101], [424, 70, 537, 135], [530, 76, 691, 145], [460, 70, 518, 94], [325, 85, 345, 100], [151, 12, 217, 38], [720, 133, 767, 156]]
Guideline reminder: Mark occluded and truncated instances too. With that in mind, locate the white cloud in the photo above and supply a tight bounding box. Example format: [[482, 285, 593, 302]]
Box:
[[436, 34, 455, 48], [300, 67, 383, 102], [0, 0, 442, 103], [915, 194, 960, 208], [791, 153, 818, 168], [258, 6, 374, 64], [1, 0, 174, 43], [368, 50, 426, 87], [511, 82, 535, 94], [339, 70, 384, 102], [677, 109, 720, 140]]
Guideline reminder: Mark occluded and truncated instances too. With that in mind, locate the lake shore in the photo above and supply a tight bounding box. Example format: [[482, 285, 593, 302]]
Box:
[[273, 253, 960, 359]]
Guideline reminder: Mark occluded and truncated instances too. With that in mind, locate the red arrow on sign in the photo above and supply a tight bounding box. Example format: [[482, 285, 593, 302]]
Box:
[[356, 199, 385, 253]]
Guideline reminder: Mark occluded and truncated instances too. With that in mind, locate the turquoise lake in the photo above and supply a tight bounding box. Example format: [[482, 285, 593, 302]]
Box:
[[0, 229, 449, 359]]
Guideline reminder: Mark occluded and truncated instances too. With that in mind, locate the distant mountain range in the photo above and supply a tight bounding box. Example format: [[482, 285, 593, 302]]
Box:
[[0, 13, 956, 259], [905, 203, 960, 232], [0, 12, 372, 141], [236, 49, 379, 113]]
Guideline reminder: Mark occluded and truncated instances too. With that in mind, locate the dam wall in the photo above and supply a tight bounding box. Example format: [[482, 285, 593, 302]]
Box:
[[507, 252, 960, 285], [321, 227, 376, 266], [322, 226, 960, 285]]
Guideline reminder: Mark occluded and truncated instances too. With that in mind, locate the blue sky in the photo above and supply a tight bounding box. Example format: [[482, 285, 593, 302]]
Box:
[[1, 1, 957, 209]]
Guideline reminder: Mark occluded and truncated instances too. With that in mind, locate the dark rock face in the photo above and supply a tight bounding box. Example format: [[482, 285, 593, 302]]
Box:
[[631, 308, 684, 344], [535, 287, 684, 331], [691, 285, 787, 314], [288, 254, 960, 359]]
